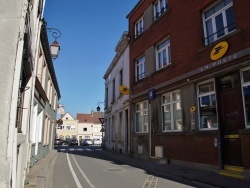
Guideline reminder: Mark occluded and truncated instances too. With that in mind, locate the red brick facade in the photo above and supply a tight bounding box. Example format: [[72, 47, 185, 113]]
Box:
[[127, 0, 250, 179]]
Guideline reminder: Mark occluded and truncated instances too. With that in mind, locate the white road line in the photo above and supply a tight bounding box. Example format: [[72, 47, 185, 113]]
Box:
[[71, 153, 96, 188], [66, 152, 83, 188]]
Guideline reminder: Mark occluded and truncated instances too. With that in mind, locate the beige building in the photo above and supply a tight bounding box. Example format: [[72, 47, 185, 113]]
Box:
[[77, 112, 104, 141], [56, 113, 78, 140]]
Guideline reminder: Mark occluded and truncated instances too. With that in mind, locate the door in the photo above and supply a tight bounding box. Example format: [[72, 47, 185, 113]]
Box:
[[217, 72, 244, 167]]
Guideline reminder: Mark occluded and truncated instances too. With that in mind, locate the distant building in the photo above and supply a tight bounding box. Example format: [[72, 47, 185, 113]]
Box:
[[103, 32, 130, 153], [57, 113, 78, 140], [77, 112, 103, 141]]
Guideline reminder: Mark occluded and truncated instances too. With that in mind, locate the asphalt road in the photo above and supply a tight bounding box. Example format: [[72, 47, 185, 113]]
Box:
[[51, 146, 200, 188]]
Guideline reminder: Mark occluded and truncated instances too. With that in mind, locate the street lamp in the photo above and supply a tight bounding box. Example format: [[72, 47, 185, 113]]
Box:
[[96, 101, 104, 112], [96, 101, 105, 149], [47, 27, 61, 59]]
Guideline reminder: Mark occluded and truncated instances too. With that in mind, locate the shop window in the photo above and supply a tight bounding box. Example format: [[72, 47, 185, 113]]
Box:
[[241, 68, 250, 128], [197, 80, 218, 130], [135, 101, 148, 133], [162, 90, 182, 132]]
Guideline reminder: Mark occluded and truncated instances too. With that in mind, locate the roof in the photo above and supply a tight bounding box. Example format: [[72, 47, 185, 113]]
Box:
[[77, 114, 93, 123], [77, 112, 104, 124]]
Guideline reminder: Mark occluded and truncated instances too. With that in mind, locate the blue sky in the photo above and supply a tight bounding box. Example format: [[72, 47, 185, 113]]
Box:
[[44, 0, 137, 118]]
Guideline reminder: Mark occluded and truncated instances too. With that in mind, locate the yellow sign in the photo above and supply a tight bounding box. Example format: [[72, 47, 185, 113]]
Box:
[[190, 106, 196, 112], [210, 41, 228, 60], [224, 134, 240, 139], [119, 85, 130, 95]]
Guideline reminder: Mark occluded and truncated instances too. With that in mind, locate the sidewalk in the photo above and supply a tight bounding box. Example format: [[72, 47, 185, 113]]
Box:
[[24, 150, 57, 188], [99, 150, 250, 188], [25, 149, 250, 188]]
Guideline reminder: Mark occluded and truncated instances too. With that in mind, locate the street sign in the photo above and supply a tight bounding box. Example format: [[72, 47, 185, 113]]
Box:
[[99, 118, 105, 125]]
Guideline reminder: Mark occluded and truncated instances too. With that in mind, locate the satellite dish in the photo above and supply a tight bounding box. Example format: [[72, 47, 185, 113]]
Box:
[[119, 85, 130, 95]]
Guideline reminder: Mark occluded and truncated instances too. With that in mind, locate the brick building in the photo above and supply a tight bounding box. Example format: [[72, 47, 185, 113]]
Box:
[[127, 0, 250, 179]]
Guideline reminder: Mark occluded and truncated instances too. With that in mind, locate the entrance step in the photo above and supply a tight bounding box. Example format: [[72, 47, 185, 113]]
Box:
[[219, 165, 244, 179]]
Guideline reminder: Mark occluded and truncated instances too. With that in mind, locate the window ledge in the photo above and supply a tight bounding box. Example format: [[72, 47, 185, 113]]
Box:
[[193, 129, 218, 136], [198, 29, 242, 53]]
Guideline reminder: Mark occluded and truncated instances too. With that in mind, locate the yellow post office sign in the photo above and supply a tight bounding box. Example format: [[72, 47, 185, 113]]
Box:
[[210, 41, 228, 61]]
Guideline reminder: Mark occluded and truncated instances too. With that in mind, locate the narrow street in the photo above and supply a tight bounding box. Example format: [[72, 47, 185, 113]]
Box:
[[50, 146, 214, 188]]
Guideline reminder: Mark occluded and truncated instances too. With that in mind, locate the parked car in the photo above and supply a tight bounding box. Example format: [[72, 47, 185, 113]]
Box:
[[63, 138, 71, 146], [69, 138, 78, 146], [54, 138, 63, 146], [80, 139, 93, 146], [93, 138, 101, 145]]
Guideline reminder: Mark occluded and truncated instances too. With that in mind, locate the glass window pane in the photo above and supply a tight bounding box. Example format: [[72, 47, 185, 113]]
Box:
[[158, 53, 162, 68], [206, 19, 214, 44], [211, 94, 216, 106], [215, 13, 225, 38], [205, 8, 214, 19], [162, 49, 167, 66], [243, 86, 250, 126], [136, 113, 143, 132], [200, 96, 210, 107], [243, 70, 250, 83], [214, 1, 225, 13], [162, 94, 170, 103], [173, 91, 181, 101], [199, 81, 214, 94], [226, 6, 236, 32], [163, 105, 171, 130]]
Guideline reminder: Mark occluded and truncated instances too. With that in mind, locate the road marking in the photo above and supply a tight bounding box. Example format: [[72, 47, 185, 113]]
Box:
[[66, 152, 83, 188], [143, 175, 158, 188], [58, 148, 94, 152], [71, 154, 96, 188]]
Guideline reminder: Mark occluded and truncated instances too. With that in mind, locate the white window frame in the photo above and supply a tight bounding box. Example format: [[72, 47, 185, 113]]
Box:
[[202, 0, 236, 45], [135, 101, 148, 133], [135, 17, 144, 38], [240, 67, 250, 128], [156, 38, 171, 71], [197, 79, 218, 130], [135, 56, 145, 81], [154, 0, 168, 20], [162, 90, 182, 132]]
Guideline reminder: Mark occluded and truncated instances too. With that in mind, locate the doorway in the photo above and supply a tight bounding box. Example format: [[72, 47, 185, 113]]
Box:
[[217, 72, 244, 167]]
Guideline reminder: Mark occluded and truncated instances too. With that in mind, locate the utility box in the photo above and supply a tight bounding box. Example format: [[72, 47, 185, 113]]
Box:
[[155, 146, 163, 158]]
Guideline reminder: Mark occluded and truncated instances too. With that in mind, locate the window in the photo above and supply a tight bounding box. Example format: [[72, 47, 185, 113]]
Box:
[[162, 90, 182, 131], [241, 68, 250, 128], [112, 78, 115, 102], [105, 87, 108, 108], [203, 0, 236, 45], [135, 101, 148, 133], [197, 80, 218, 130], [71, 124, 76, 130], [136, 56, 146, 81], [135, 17, 144, 38], [83, 128, 87, 131], [119, 69, 123, 86], [154, 0, 168, 20], [156, 38, 171, 70]]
